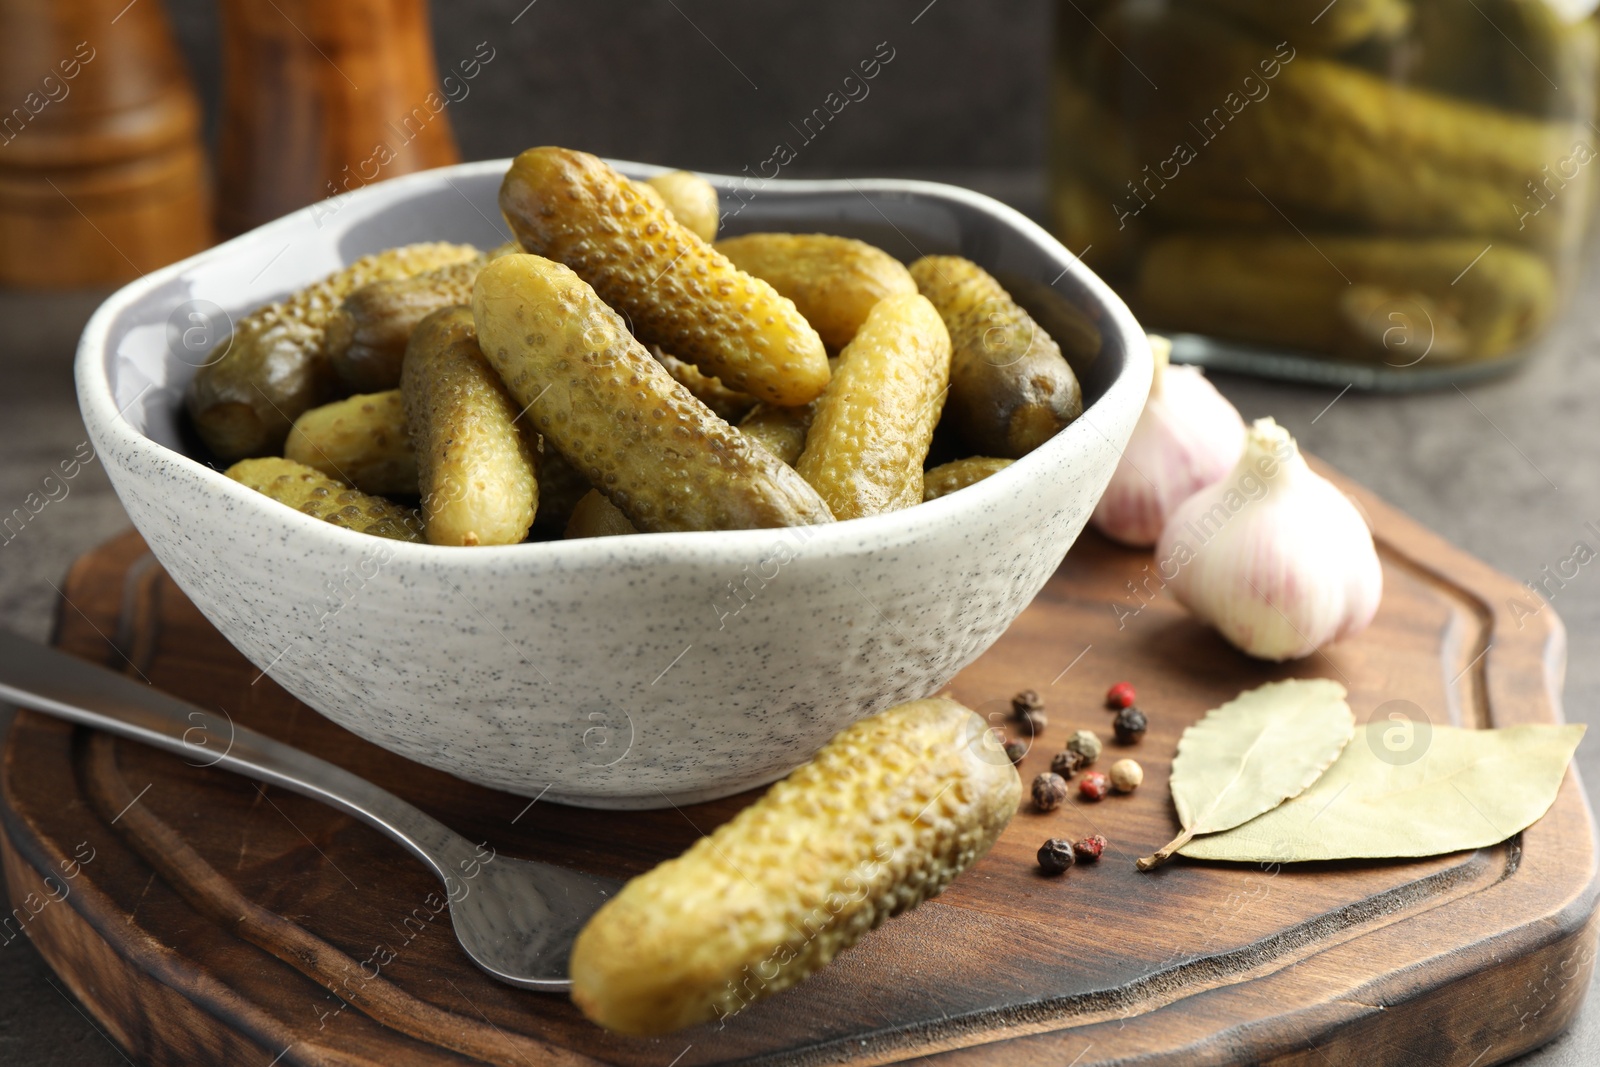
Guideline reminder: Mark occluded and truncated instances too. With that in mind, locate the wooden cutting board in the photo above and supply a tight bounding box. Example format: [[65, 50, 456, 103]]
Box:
[[2, 463, 1594, 1067]]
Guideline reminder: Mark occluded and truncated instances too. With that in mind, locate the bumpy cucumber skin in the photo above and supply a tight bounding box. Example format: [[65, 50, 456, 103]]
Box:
[[651, 346, 756, 424], [568, 697, 1021, 1035], [472, 254, 834, 533], [923, 457, 1014, 501], [402, 307, 539, 547], [284, 390, 417, 498], [564, 489, 639, 538], [187, 242, 480, 462], [909, 256, 1081, 459], [498, 147, 829, 406], [716, 233, 918, 351], [645, 170, 720, 243], [738, 402, 816, 467], [224, 457, 421, 541], [327, 257, 487, 392], [796, 293, 951, 519]]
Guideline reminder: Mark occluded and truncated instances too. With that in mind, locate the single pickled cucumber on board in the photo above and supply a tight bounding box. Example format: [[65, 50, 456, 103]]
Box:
[[186, 242, 481, 461], [224, 457, 421, 542], [923, 457, 1014, 501], [715, 233, 918, 351], [1196, 0, 1412, 51], [738, 401, 817, 466], [651, 346, 757, 423], [1136, 234, 1556, 362], [472, 254, 835, 532], [909, 256, 1082, 459], [402, 307, 539, 547], [498, 147, 829, 406], [1083, 4, 1591, 249], [568, 697, 1021, 1035], [645, 169, 720, 243], [283, 390, 417, 497], [796, 293, 951, 519], [326, 258, 486, 392], [565, 489, 639, 539]]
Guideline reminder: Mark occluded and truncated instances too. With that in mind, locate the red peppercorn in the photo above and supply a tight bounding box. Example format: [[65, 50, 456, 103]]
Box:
[[1079, 771, 1110, 801], [1073, 834, 1107, 862], [1106, 681, 1136, 710]]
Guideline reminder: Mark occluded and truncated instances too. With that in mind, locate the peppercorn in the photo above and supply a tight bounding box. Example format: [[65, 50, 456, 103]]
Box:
[[1018, 708, 1048, 736], [1003, 739, 1028, 765], [1049, 749, 1085, 779], [1073, 834, 1107, 862], [1109, 758, 1144, 793], [1065, 729, 1102, 765], [1032, 772, 1070, 812], [1079, 771, 1110, 801], [1037, 838, 1076, 875], [1106, 681, 1136, 710], [1113, 706, 1148, 744], [1011, 689, 1044, 718]]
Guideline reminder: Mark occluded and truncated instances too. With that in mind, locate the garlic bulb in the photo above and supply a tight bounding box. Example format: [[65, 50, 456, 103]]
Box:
[[1156, 417, 1382, 661], [1091, 335, 1245, 547]]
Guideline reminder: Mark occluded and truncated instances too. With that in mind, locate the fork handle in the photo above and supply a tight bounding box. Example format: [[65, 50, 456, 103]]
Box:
[[0, 629, 481, 887]]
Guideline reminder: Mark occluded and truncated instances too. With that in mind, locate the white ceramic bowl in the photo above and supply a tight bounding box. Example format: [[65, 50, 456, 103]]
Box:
[[75, 158, 1151, 809]]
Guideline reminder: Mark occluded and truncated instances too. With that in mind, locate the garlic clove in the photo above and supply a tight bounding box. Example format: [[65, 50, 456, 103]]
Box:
[[1156, 417, 1382, 662], [1091, 335, 1246, 547]]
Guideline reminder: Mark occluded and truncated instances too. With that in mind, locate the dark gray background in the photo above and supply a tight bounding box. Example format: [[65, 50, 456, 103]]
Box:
[[2, 1, 1597, 1063]]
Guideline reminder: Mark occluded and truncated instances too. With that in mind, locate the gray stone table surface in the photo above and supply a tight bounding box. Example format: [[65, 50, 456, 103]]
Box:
[[0, 174, 1595, 1065]]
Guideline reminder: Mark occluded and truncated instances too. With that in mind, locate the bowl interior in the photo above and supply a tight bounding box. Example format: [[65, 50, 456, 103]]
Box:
[[88, 159, 1128, 469]]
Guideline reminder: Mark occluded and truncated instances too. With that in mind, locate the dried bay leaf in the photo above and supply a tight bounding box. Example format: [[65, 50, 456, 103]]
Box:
[[1138, 679, 1354, 870], [1179, 722, 1585, 863]]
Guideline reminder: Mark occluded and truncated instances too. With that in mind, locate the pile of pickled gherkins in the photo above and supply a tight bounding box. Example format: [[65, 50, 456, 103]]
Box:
[[1051, 0, 1599, 366], [186, 147, 1089, 545]]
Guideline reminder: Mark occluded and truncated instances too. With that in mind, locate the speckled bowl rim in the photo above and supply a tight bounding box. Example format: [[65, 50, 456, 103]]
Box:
[[76, 158, 1151, 569]]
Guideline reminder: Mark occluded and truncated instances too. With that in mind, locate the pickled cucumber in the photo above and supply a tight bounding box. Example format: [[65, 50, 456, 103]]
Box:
[[1083, 4, 1591, 249], [187, 242, 480, 461], [738, 402, 816, 466], [326, 258, 485, 392], [532, 445, 591, 536], [472, 254, 835, 532], [224, 457, 421, 541], [565, 489, 639, 539], [568, 697, 1020, 1035], [499, 147, 829, 406], [1412, 0, 1599, 119], [402, 307, 539, 547], [715, 233, 918, 351], [651, 346, 757, 423], [796, 293, 951, 519], [283, 390, 417, 497], [646, 169, 720, 243], [923, 457, 1014, 501], [909, 256, 1081, 458], [1137, 233, 1556, 362]]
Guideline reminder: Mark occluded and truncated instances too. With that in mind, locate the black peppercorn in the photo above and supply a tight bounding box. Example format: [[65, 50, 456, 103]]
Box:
[[1011, 689, 1044, 718], [1018, 708, 1048, 736], [1031, 772, 1070, 811], [1037, 838, 1075, 875], [1003, 739, 1028, 765], [1114, 705, 1148, 744], [1050, 749, 1084, 779]]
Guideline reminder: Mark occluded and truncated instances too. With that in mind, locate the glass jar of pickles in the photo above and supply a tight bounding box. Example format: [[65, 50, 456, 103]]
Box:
[[1051, 0, 1599, 384]]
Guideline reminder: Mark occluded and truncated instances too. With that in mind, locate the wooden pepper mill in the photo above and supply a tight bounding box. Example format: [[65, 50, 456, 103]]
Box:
[[0, 0, 213, 288], [216, 0, 461, 236]]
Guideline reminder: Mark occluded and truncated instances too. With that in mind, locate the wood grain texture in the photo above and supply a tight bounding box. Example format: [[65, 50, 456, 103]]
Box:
[[215, 0, 461, 236], [0, 460, 1593, 1066]]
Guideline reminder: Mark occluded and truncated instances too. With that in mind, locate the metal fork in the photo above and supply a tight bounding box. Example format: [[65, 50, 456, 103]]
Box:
[[0, 629, 618, 991]]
